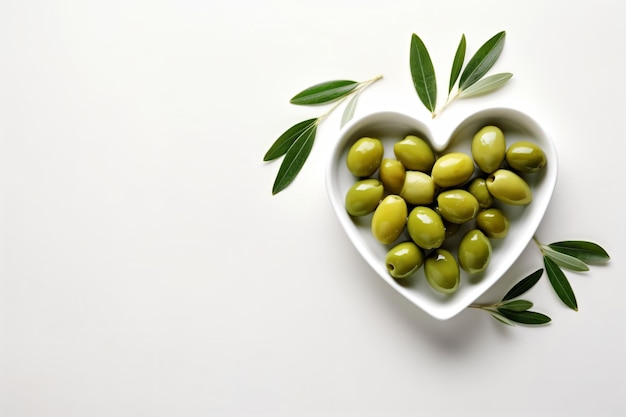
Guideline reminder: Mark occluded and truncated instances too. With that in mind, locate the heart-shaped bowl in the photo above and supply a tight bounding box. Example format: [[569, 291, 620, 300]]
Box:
[[325, 108, 558, 320]]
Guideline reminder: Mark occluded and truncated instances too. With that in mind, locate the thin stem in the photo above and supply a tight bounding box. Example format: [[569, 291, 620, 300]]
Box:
[[468, 303, 494, 310], [317, 74, 383, 123], [432, 90, 459, 119], [533, 235, 546, 256]]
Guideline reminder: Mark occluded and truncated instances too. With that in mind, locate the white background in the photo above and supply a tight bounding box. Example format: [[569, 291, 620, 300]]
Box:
[[1, 1, 625, 416]]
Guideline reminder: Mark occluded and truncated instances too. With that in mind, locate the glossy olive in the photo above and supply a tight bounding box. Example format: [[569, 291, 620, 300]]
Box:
[[393, 135, 436, 172], [346, 137, 384, 177], [467, 177, 494, 209], [472, 125, 506, 173], [379, 158, 406, 194], [345, 179, 384, 217], [506, 141, 547, 173], [371, 195, 407, 245], [400, 171, 435, 205], [486, 169, 532, 205], [407, 206, 446, 250], [436, 189, 480, 224], [424, 249, 460, 294], [458, 229, 492, 274], [385, 241, 424, 279], [476, 208, 510, 239], [431, 152, 475, 187]]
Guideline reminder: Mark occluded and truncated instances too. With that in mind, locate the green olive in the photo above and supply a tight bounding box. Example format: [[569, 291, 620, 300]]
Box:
[[345, 179, 384, 217], [458, 229, 492, 274], [431, 152, 475, 187], [393, 135, 436, 172], [476, 208, 510, 239], [436, 189, 480, 224], [506, 141, 547, 173], [346, 137, 384, 177], [486, 169, 532, 205], [407, 206, 445, 250], [472, 125, 506, 173], [424, 249, 460, 294], [385, 241, 424, 279], [467, 177, 494, 209], [379, 158, 406, 194], [371, 195, 407, 245], [400, 171, 436, 205]]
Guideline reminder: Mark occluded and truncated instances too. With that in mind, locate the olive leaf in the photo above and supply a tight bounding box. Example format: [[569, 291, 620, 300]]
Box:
[[502, 268, 543, 301], [541, 245, 589, 272], [340, 92, 360, 128], [544, 255, 578, 311], [497, 309, 552, 325], [271, 123, 317, 195], [489, 310, 515, 326], [290, 80, 359, 105], [474, 302, 550, 327], [548, 241, 611, 265], [458, 31, 506, 91], [409, 33, 437, 115], [264, 118, 318, 161], [457, 72, 512, 98], [498, 299, 533, 312], [448, 34, 466, 94]]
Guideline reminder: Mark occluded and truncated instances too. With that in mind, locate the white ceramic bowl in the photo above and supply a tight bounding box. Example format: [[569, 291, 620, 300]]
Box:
[[325, 108, 558, 320]]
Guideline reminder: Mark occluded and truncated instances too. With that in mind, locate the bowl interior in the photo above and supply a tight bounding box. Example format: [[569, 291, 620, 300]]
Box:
[[325, 109, 558, 320]]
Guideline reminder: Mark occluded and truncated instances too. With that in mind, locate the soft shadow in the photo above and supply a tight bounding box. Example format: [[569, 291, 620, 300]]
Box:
[[369, 274, 507, 353]]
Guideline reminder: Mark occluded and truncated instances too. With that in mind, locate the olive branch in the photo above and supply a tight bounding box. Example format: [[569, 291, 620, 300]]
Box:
[[263, 75, 382, 195], [470, 237, 610, 326]]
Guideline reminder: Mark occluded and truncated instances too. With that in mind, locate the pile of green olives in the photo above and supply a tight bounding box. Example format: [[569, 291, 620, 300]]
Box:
[[344, 126, 547, 295]]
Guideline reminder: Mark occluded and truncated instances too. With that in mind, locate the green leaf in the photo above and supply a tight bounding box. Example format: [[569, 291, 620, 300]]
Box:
[[542, 246, 589, 272], [489, 310, 515, 326], [340, 91, 359, 128], [459, 31, 506, 91], [271, 123, 317, 194], [544, 255, 578, 311], [502, 268, 543, 301], [499, 299, 533, 312], [290, 80, 358, 105], [263, 118, 318, 161], [409, 33, 437, 114], [497, 309, 552, 325], [457, 72, 512, 98], [448, 34, 466, 94], [549, 241, 611, 264]]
